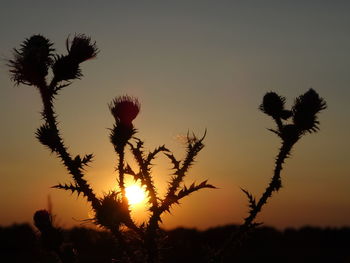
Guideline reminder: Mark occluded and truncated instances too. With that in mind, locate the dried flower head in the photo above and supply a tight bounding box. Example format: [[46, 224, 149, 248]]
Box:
[[9, 35, 54, 85], [292, 88, 327, 133], [52, 55, 82, 82], [260, 92, 289, 119], [110, 95, 141, 125], [95, 192, 130, 228], [66, 34, 98, 63]]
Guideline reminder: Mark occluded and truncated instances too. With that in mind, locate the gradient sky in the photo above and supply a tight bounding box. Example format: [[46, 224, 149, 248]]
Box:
[[0, 1, 349, 230]]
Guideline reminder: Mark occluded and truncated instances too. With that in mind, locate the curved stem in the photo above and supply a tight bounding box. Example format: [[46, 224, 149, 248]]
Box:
[[273, 116, 283, 131], [38, 84, 100, 211], [243, 142, 293, 225], [116, 148, 143, 238], [215, 141, 295, 261]]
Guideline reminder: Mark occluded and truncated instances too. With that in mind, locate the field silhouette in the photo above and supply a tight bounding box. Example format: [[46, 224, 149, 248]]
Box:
[[1, 224, 349, 263]]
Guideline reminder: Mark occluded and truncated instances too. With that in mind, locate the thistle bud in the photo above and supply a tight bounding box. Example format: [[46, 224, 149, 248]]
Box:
[[260, 92, 287, 119], [66, 34, 98, 63], [109, 96, 140, 152], [9, 35, 54, 86], [36, 124, 61, 152], [292, 89, 327, 133], [95, 192, 130, 228], [52, 55, 81, 82]]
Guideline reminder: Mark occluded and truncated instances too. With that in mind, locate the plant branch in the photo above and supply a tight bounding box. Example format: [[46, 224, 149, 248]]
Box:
[[38, 83, 100, 211]]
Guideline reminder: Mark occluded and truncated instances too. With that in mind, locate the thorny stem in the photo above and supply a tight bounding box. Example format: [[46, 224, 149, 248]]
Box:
[[145, 174, 159, 211], [37, 83, 100, 211], [116, 147, 143, 238], [145, 212, 161, 263], [141, 169, 160, 262], [244, 141, 293, 225], [273, 116, 283, 131], [163, 134, 205, 211], [126, 142, 161, 261], [141, 164, 159, 211], [128, 142, 169, 262], [142, 135, 205, 263], [117, 149, 126, 198], [128, 142, 159, 212], [215, 140, 295, 261]]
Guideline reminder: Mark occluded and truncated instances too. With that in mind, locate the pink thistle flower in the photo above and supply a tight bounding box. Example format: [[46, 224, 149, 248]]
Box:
[[109, 95, 140, 126]]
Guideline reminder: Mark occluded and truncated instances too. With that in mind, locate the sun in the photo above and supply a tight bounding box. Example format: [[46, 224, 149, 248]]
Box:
[[125, 184, 146, 205]]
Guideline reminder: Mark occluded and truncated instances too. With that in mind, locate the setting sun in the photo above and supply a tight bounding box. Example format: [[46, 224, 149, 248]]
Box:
[[125, 184, 146, 205]]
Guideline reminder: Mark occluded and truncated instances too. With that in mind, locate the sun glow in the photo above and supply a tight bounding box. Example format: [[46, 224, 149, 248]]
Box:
[[125, 184, 146, 205]]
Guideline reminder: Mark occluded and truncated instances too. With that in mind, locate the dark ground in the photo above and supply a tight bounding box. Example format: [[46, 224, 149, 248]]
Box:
[[1, 223, 349, 263]]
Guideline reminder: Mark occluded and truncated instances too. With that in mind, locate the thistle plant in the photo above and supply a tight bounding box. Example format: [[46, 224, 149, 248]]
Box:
[[216, 90, 327, 261], [9, 34, 215, 263], [246, 90, 327, 226]]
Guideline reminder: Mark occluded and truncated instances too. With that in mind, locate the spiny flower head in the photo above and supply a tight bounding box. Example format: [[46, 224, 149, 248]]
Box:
[[52, 34, 97, 82], [94, 192, 130, 228], [66, 34, 98, 63], [109, 95, 141, 126], [9, 35, 54, 85], [292, 88, 327, 133], [52, 54, 82, 82], [260, 92, 291, 119]]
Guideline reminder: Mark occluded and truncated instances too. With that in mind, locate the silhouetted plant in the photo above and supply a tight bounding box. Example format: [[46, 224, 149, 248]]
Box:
[[215, 89, 327, 261], [33, 210, 76, 263], [9, 34, 215, 263], [9, 34, 327, 263]]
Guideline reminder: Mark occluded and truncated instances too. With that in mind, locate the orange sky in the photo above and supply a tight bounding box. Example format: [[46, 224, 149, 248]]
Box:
[[0, 1, 349, 230]]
